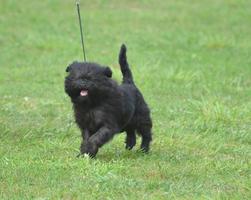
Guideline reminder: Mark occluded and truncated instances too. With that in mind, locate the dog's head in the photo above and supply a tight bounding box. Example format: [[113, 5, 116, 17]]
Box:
[[64, 62, 113, 105]]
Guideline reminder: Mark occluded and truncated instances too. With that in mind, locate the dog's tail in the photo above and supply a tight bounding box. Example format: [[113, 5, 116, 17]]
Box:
[[119, 44, 134, 84]]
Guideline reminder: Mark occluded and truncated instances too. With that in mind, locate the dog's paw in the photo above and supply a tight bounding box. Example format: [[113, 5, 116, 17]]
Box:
[[125, 136, 136, 150], [85, 141, 98, 158], [76, 153, 92, 159], [139, 146, 150, 153], [125, 140, 136, 150], [125, 143, 135, 150]]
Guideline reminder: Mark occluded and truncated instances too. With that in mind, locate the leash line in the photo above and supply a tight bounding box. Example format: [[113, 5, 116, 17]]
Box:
[[76, 0, 87, 61]]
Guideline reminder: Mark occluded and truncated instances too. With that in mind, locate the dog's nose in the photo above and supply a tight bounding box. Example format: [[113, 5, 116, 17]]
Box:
[[74, 79, 88, 89], [75, 80, 83, 85]]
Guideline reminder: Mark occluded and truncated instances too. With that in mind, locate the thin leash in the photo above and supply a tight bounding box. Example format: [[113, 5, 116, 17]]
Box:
[[76, 0, 87, 61]]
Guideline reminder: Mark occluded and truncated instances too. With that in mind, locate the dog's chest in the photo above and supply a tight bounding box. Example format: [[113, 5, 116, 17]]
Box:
[[75, 108, 105, 133]]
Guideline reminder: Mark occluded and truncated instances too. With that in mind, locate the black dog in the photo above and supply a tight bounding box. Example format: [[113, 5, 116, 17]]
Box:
[[65, 44, 152, 157]]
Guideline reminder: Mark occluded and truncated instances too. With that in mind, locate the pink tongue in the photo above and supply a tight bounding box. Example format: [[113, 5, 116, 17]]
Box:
[[80, 90, 88, 96]]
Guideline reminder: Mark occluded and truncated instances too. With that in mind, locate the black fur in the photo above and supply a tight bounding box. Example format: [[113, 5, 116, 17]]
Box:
[[64, 44, 152, 157]]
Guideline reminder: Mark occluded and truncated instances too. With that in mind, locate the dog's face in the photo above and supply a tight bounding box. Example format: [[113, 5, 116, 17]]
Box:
[[64, 62, 113, 105]]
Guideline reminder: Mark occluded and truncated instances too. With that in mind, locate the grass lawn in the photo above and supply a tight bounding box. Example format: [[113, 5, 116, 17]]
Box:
[[0, 0, 251, 199]]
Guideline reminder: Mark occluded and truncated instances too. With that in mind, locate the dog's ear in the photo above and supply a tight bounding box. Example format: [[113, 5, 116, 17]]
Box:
[[66, 61, 78, 72], [66, 65, 71, 72], [66, 63, 74, 72], [103, 67, 112, 78]]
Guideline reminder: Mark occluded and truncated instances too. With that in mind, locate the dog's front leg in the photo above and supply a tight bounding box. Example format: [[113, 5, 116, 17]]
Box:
[[77, 129, 90, 157], [86, 127, 115, 157]]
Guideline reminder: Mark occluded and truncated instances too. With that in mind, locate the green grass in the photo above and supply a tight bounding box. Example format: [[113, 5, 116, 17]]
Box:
[[0, 0, 251, 199]]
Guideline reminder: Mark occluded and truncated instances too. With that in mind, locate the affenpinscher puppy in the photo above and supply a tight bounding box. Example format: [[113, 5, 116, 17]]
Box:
[[65, 44, 152, 157]]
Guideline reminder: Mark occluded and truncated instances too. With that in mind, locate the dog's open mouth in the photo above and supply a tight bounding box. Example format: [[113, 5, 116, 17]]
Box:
[[80, 90, 88, 97]]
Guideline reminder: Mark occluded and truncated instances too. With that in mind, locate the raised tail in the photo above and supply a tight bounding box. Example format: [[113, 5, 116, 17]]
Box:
[[119, 44, 134, 84]]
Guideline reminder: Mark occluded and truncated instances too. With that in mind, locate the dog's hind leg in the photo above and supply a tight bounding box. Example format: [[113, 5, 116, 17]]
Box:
[[137, 126, 152, 153], [125, 129, 136, 150]]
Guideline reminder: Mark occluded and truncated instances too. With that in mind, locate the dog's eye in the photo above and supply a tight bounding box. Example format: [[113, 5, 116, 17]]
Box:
[[80, 75, 89, 80]]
